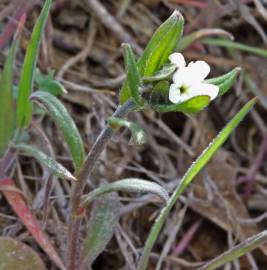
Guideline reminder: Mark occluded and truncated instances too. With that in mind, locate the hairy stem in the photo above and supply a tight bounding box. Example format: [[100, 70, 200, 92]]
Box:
[[67, 99, 136, 270]]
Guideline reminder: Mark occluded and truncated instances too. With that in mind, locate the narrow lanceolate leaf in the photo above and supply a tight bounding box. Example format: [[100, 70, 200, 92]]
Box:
[[137, 98, 257, 270], [0, 237, 46, 270], [82, 178, 169, 207], [80, 192, 121, 268], [17, 0, 52, 128], [107, 117, 147, 145], [0, 178, 66, 270], [122, 43, 143, 105], [16, 144, 77, 182], [120, 10, 184, 103], [200, 230, 267, 270], [30, 91, 85, 171], [0, 37, 18, 155], [205, 67, 241, 97]]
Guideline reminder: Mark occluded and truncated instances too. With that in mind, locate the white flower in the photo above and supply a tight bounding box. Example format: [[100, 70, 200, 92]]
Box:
[[168, 53, 219, 104], [169, 52, 186, 69]]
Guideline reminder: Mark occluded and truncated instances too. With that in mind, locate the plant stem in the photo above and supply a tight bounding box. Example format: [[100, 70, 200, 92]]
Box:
[[67, 99, 136, 270]]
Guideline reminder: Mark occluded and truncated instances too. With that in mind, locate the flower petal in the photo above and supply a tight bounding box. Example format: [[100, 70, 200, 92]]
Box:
[[168, 53, 186, 69], [172, 67, 192, 86], [189, 83, 219, 100], [169, 83, 179, 103], [187, 61, 210, 83]]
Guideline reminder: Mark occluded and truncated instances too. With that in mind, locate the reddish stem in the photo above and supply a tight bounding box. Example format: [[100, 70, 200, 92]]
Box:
[[173, 220, 202, 257], [240, 131, 267, 199]]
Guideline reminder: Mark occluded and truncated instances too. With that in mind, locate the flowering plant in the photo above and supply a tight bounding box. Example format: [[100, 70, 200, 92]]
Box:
[[0, 1, 260, 270]]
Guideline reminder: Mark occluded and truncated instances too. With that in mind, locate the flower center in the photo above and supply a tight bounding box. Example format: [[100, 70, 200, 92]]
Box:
[[179, 84, 188, 94]]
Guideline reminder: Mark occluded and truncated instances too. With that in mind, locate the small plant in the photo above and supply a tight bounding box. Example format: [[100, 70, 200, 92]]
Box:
[[0, 1, 264, 270]]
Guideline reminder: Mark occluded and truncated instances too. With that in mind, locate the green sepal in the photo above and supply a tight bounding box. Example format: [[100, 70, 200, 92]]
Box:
[[153, 95, 211, 113], [205, 67, 240, 97]]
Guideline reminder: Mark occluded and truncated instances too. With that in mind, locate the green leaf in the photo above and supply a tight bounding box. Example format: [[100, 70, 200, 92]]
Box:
[[120, 10, 184, 103], [80, 192, 121, 268], [107, 117, 147, 145], [82, 178, 169, 207], [0, 237, 46, 270], [35, 68, 67, 96], [137, 98, 257, 270], [16, 0, 52, 128], [153, 95, 211, 113], [30, 91, 85, 171], [142, 64, 176, 83], [205, 67, 241, 97], [200, 229, 267, 270], [139, 10, 184, 76], [17, 143, 77, 181], [202, 38, 267, 58], [122, 44, 143, 106], [0, 38, 19, 155]]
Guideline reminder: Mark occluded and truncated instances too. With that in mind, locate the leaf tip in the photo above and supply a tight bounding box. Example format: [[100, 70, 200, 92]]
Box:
[[172, 9, 182, 19], [121, 43, 131, 49]]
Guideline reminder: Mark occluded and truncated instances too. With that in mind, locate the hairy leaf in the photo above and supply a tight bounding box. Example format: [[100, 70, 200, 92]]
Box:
[[80, 192, 121, 268], [16, 144, 76, 181], [82, 178, 169, 206], [30, 91, 85, 171]]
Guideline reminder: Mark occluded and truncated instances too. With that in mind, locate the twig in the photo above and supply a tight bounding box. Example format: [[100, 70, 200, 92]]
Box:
[[57, 18, 97, 79], [0, 147, 16, 178], [67, 99, 136, 270], [240, 131, 267, 199], [85, 0, 142, 55], [156, 204, 188, 270]]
